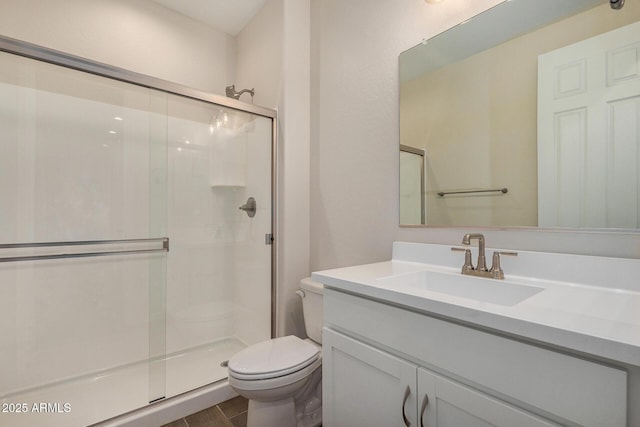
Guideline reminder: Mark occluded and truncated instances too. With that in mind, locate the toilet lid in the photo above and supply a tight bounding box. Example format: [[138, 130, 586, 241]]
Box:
[[228, 336, 320, 380]]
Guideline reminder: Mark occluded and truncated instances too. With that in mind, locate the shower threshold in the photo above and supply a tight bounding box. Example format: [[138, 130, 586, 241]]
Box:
[[0, 338, 246, 427]]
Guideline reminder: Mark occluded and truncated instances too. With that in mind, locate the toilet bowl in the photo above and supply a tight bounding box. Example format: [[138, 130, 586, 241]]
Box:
[[227, 278, 323, 427]]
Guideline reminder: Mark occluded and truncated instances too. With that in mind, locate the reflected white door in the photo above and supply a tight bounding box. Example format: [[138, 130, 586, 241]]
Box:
[[538, 21, 640, 228]]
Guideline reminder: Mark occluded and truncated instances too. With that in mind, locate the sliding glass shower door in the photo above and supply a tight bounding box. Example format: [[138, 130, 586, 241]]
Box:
[[163, 95, 273, 398], [0, 43, 274, 427]]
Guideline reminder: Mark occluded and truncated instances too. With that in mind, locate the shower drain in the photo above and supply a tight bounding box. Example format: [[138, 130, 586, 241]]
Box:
[[220, 360, 229, 367]]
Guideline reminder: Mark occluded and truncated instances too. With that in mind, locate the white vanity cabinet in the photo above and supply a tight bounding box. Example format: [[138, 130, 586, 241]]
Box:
[[324, 328, 557, 427], [417, 367, 558, 427], [322, 288, 628, 427], [323, 328, 418, 426]]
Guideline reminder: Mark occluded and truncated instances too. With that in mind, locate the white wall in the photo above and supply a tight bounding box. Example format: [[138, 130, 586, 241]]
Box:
[[310, 0, 640, 272], [0, 0, 235, 94], [279, 0, 311, 336], [236, 0, 284, 108]]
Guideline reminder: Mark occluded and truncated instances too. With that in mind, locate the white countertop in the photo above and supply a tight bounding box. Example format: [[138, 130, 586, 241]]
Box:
[[312, 242, 640, 367]]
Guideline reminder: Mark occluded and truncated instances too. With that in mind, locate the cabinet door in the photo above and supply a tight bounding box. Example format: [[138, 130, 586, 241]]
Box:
[[418, 368, 558, 427], [323, 328, 417, 427]]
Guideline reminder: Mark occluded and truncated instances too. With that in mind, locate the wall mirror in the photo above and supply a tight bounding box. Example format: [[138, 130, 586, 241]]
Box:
[[400, 0, 640, 229]]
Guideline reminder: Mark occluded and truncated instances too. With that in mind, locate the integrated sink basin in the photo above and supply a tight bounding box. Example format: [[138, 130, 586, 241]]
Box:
[[378, 270, 544, 306]]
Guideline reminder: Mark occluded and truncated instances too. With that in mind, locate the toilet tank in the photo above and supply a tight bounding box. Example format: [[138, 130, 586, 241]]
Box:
[[299, 277, 324, 344]]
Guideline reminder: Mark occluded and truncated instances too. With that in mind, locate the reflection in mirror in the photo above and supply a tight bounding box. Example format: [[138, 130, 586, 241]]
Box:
[[400, 145, 426, 224], [400, 0, 640, 229]]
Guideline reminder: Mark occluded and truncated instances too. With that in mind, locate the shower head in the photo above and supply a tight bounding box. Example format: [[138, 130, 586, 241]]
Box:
[[225, 84, 255, 102], [610, 0, 624, 10]]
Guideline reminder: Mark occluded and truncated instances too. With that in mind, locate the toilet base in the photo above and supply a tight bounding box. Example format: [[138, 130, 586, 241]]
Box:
[[247, 397, 295, 427]]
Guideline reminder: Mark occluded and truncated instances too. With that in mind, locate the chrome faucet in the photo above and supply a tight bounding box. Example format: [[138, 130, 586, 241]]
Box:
[[461, 233, 487, 271], [452, 233, 517, 280]]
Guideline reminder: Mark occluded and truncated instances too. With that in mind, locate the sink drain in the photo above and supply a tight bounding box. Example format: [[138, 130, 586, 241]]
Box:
[[220, 360, 229, 367]]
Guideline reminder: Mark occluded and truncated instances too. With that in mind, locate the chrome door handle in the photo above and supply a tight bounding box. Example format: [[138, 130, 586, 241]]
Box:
[[402, 385, 411, 426], [420, 393, 429, 427]]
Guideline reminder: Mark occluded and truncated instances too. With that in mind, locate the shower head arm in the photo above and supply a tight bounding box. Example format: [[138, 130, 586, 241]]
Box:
[[225, 84, 255, 101]]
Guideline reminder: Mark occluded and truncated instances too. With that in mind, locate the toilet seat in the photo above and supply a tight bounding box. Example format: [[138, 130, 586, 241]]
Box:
[[228, 336, 320, 381], [228, 356, 321, 393]]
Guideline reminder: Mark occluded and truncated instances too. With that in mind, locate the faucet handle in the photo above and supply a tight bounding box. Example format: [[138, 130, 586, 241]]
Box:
[[490, 251, 518, 279], [451, 247, 474, 273]]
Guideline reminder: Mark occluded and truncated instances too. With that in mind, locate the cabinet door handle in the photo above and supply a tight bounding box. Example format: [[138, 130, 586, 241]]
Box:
[[420, 393, 429, 427], [402, 385, 411, 426]]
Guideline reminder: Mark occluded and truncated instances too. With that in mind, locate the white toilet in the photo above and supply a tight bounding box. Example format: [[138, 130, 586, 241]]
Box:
[[227, 277, 323, 427]]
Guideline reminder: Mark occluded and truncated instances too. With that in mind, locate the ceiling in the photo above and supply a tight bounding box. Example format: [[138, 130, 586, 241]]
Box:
[[150, 0, 268, 36]]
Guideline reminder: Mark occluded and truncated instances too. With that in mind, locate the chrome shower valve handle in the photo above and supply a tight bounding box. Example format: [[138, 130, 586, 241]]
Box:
[[239, 197, 257, 217]]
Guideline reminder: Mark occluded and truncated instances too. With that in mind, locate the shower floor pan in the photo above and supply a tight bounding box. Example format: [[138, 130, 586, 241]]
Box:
[[0, 338, 246, 427]]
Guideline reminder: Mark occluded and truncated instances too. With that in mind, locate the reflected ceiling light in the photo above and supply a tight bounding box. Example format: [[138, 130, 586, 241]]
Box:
[[209, 110, 228, 135], [114, 116, 123, 121], [208, 109, 254, 135]]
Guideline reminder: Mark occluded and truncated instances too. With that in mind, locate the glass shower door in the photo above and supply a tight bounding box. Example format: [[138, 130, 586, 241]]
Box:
[[0, 51, 169, 426], [163, 95, 273, 398], [0, 41, 276, 426]]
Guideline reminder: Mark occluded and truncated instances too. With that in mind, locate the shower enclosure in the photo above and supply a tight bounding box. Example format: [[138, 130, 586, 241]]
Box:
[[0, 38, 276, 427]]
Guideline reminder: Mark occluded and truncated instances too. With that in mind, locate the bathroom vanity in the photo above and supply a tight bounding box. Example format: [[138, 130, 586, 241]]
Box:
[[313, 242, 640, 427]]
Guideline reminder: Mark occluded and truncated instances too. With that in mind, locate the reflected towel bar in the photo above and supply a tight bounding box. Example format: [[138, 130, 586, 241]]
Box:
[[0, 237, 169, 263], [437, 188, 508, 197]]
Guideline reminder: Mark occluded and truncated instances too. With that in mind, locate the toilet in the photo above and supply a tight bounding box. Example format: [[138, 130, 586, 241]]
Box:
[[227, 277, 323, 427]]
